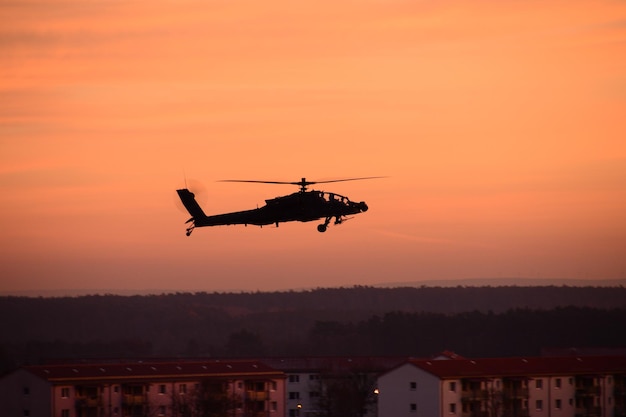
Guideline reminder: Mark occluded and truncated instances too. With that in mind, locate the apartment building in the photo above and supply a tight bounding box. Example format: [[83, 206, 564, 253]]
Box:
[[377, 355, 626, 417], [0, 360, 286, 417], [2, 354, 624, 417], [261, 356, 404, 417]]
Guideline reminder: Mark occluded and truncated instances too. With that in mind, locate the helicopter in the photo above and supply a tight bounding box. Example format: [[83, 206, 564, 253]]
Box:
[[176, 177, 381, 235]]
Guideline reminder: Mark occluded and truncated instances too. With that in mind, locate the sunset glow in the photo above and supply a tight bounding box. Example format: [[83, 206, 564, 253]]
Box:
[[1, 0, 625, 294]]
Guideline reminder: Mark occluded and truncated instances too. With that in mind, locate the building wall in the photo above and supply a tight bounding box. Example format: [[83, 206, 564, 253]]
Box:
[[525, 374, 614, 417], [144, 378, 286, 417], [441, 378, 462, 416], [0, 372, 285, 417], [603, 375, 615, 417], [0, 369, 51, 417], [284, 371, 327, 417], [52, 382, 77, 417], [378, 368, 622, 417], [546, 376, 576, 417], [528, 376, 550, 417], [284, 370, 378, 417], [285, 372, 306, 416], [378, 363, 440, 417]]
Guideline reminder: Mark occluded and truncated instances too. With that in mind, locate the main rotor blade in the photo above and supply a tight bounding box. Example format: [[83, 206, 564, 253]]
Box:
[[219, 180, 297, 185], [220, 177, 384, 186], [309, 176, 386, 185]]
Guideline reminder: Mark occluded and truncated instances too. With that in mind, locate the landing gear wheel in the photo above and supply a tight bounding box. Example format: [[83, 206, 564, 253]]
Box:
[[318, 216, 332, 233]]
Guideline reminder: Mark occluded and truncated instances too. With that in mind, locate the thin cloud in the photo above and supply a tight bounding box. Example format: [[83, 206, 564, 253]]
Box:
[[373, 229, 495, 249]]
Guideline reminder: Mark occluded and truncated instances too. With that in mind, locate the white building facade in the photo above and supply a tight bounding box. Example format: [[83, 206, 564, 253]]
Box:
[[377, 356, 626, 417], [261, 356, 404, 417]]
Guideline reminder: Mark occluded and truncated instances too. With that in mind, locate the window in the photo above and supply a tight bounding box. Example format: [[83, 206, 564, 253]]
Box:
[[555, 399, 562, 409], [569, 398, 574, 406], [114, 385, 119, 393], [309, 374, 320, 381], [179, 384, 187, 394], [410, 381, 417, 391], [270, 381, 277, 391], [449, 381, 456, 392], [158, 406, 166, 416], [569, 378, 574, 385], [555, 378, 562, 389], [536, 400, 543, 410], [61, 411, 70, 417], [310, 391, 320, 398], [271, 401, 278, 411], [449, 403, 457, 414], [23, 387, 30, 395], [289, 392, 300, 400], [535, 379, 543, 389], [158, 384, 166, 394], [289, 375, 300, 383], [61, 387, 70, 398], [410, 403, 417, 413], [23, 410, 30, 417]]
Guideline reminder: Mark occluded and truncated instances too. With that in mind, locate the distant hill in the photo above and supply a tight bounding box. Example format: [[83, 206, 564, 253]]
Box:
[[2, 277, 624, 297], [375, 277, 626, 288], [1, 286, 625, 370]]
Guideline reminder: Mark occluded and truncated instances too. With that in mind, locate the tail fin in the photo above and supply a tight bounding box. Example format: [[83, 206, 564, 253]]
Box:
[[176, 189, 207, 219]]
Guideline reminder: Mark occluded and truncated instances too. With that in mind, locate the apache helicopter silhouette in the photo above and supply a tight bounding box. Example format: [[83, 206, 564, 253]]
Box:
[[176, 177, 381, 235]]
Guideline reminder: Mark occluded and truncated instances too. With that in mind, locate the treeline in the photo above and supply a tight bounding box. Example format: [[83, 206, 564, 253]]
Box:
[[1, 286, 625, 371]]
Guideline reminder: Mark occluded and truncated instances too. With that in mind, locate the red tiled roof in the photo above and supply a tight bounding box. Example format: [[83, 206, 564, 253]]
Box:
[[408, 356, 626, 379], [25, 360, 284, 383]]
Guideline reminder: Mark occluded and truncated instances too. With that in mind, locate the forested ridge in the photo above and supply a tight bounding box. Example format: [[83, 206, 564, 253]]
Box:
[[1, 286, 625, 371]]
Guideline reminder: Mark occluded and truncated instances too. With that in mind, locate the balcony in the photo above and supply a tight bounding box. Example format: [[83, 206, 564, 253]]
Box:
[[246, 390, 269, 401], [509, 411, 530, 417], [75, 396, 101, 408], [123, 394, 147, 405], [576, 386, 601, 397], [502, 387, 529, 398], [462, 411, 489, 417], [462, 390, 489, 402], [575, 407, 602, 417]]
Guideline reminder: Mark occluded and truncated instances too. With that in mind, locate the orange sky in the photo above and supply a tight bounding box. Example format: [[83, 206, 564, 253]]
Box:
[[1, 0, 625, 294]]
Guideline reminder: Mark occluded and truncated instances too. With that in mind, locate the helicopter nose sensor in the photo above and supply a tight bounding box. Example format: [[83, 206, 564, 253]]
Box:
[[359, 202, 368, 212]]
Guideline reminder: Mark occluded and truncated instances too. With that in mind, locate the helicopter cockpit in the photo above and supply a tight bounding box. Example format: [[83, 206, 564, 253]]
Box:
[[319, 191, 350, 204]]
